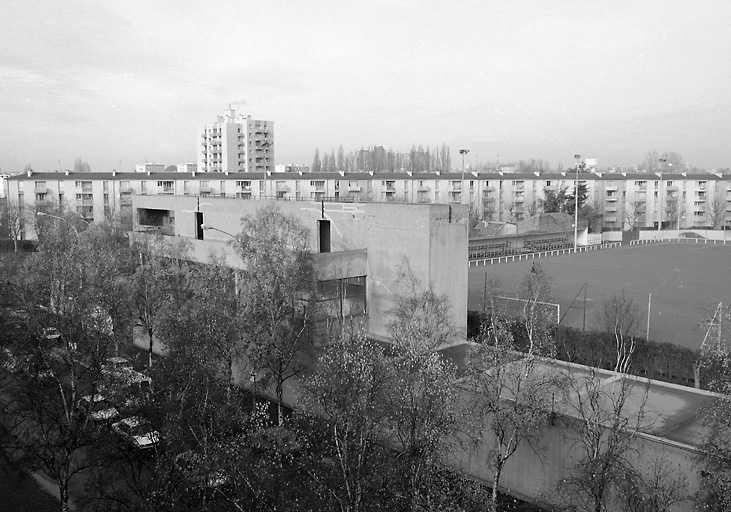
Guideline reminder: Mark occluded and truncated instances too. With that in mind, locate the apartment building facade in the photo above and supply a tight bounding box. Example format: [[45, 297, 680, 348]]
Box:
[[198, 107, 274, 173], [6, 169, 731, 239]]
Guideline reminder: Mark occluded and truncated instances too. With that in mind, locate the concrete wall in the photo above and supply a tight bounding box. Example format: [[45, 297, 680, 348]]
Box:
[[454, 406, 700, 511], [132, 196, 469, 340]]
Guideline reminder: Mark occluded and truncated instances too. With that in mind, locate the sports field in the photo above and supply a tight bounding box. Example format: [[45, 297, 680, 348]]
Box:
[[467, 242, 731, 351]]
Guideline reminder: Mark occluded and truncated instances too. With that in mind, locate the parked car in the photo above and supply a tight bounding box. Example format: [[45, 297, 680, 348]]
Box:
[[111, 417, 160, 451], [43, 327, 61, 341], [77, 394, 119, 424], [174, 450, 231, 491]]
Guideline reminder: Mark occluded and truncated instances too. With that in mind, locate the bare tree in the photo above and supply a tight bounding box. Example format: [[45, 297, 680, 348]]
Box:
[[300, 329, 391, 512], [232, 204, 316, 426], [516, 263, 556, 357], [3, 199, 24, 253], [131, 234, 191, 367], [385, 264, 461, 510], [387, 260, 455, 351], [707, 196, 727, 230], [469, 314, 560, 512], [595, 291, 643, 373], [664, 193, 680, 230], [625, 200, 646, 230], [502, 199, 517, 223], [616, 451, 690, 512], [555, 369, 652, 512]]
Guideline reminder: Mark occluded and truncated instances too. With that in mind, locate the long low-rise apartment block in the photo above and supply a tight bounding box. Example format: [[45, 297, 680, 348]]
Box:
[[6, 169, 731, 239]]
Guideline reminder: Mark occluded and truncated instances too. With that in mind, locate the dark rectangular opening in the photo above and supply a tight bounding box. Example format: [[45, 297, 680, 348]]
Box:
[[196, 212, 204, 240], [318, 219, 331, 253]]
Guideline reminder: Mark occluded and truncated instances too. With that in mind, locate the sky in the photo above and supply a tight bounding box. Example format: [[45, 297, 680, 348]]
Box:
[[2, 0, 731, 173]]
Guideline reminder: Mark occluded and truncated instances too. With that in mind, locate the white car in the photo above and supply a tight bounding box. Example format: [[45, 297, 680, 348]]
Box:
[[43, 327, 61, 341], [78, 394, 119, 423], [111, 417, 160, 450]]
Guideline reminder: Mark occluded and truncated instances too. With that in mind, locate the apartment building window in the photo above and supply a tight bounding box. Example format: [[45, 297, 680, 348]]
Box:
[[157, 181, 174, 194], [18, 193, 24, 207], [259, 181, 265, 192], [103, 181, 109, 192], [103, 193, 110, 204], [120, 181, 131, 192], [236, 180, 252, 191], [220, 181, 226, 196], [666, 181, 674, 187], [698, 181, 707, 190], [451, 181, 461, 191], [140, 181, 147, 193], [311, 181, 325, 191], [34, 180, 46, 190]]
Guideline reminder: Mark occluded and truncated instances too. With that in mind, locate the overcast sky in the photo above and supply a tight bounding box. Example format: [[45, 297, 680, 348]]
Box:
[[2, 1, 730, 173]]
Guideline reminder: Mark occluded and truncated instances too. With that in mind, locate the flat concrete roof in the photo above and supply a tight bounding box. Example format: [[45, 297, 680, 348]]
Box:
[[439, 342, 715, 449]]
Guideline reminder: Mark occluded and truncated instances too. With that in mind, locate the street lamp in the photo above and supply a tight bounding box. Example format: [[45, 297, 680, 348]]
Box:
[[200, 223, 237, 240], [36, 211, 81, 237]]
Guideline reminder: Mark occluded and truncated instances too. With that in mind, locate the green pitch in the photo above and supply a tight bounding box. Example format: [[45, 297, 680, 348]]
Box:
[[468, 242, 731, 350]]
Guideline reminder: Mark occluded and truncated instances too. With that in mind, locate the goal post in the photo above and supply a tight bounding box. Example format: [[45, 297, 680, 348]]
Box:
[[492, 295, 561, 325]]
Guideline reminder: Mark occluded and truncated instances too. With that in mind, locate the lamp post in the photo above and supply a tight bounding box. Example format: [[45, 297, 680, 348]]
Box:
[[459, 149, 470, 203], [261, 140, 273, 198], [200, 224, 237, 240], [573, 154, 583, 252], [658, 158, 666, 232], [36, 211, 81, 237]]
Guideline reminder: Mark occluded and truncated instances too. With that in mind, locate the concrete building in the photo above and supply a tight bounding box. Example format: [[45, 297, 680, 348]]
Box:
[[127, 193, 711, 511], [197, 107, 274, 173], [7, 170, 731, 240], [132, 195, 468, 342], [176, 162, 197, 173], [135, 163, 165, 174]]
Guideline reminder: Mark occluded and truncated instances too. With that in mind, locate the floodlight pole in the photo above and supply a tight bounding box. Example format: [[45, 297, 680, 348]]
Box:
[[459, 149, 470, 202], [658, 158, 666, 233], [573, 154, 582, 253]]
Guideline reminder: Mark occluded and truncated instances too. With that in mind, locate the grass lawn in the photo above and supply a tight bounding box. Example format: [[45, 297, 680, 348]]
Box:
[[468, 242, 731, 350]]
